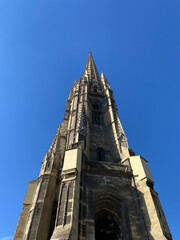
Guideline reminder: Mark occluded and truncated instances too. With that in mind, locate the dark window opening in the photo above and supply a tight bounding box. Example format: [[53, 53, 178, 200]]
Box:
[[95, 216, 120, 240], [92, 112, 101, 125], [92, 100, 103, 125], [93, 104, 99, 110], [92, 99, 102, 110], [97, 148, 105, 162]]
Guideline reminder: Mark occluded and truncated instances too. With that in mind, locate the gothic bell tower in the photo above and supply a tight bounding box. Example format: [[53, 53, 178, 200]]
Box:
[[14, 53, 172, 240]]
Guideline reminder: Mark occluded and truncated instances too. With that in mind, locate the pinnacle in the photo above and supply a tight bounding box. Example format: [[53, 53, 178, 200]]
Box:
[[101, 71, 105, 78], [83, 52, 100, 82]]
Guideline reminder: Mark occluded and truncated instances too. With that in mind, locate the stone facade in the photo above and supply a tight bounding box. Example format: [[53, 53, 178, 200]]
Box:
[[14, 53, 172, 240]]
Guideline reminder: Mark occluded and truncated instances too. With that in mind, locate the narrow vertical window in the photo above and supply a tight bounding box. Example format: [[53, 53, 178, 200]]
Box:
[[92, 100, 103, 125], [97, 148, 105, 162], [92, 112, 101, 125]]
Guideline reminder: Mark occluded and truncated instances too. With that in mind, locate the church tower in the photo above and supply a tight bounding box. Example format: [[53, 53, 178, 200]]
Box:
[[14, 53, 172, 240]]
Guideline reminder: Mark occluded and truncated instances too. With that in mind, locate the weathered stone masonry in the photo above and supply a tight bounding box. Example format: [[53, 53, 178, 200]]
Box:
[[14, 53, 172, 240]]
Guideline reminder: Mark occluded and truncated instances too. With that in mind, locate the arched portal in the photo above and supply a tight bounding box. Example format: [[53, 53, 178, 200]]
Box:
[[94, 193, 123, 240], [94, 192, 132, 240]]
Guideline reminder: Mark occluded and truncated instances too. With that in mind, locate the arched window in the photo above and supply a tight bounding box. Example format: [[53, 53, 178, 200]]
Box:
[[97, 148, 105, 162]]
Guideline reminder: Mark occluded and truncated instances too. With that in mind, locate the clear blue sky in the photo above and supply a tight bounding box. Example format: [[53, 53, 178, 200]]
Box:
[[0, 0, 179, 239]]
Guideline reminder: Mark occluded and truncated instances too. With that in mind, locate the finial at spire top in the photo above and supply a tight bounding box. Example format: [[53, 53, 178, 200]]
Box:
[[83, 52, 100, 81]]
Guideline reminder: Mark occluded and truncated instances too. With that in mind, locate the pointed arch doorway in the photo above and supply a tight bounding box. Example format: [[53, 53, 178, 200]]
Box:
[[94, 192, 132, 240], [95, 211, 121, 240]]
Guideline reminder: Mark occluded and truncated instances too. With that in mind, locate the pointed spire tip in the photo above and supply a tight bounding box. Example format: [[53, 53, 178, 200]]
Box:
[[83, 51, 100, 81], [101, 71, 105, 77]]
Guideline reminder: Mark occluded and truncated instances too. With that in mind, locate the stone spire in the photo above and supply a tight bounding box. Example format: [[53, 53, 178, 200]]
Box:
[[14, 53, 173, 240], [83, 52, 100, 82]]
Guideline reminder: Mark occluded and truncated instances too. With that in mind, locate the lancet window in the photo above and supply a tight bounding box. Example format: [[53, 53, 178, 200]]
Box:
[[97, 147, 105, 162]]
